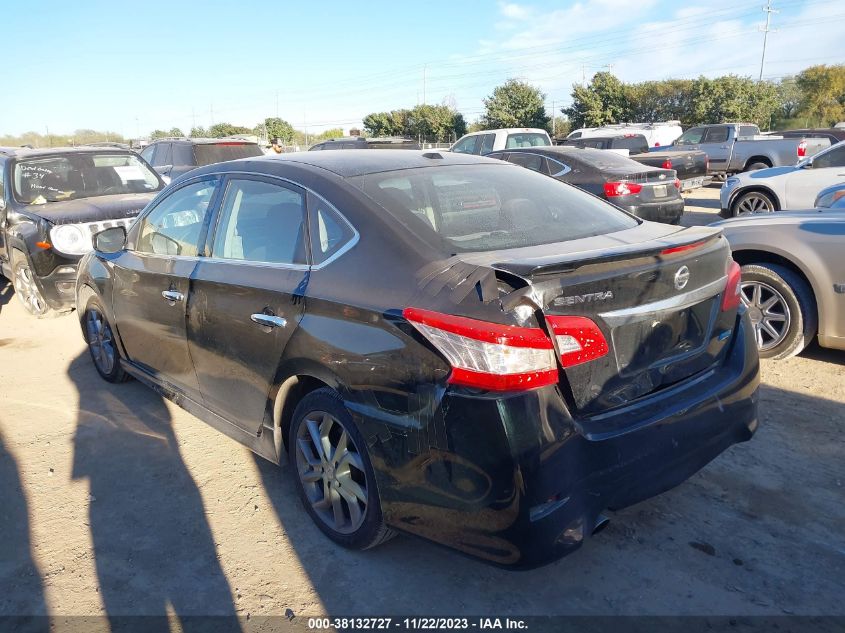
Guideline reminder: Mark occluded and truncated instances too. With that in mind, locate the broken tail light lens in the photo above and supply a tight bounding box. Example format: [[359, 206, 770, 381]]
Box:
[[721, 261, 742, 312], [797, 141, 807, 158], [604, 181, 643, 197], [662, 158, 673, 170], [674, 178, 681, 189], [545, 316, 609, 368], [403, 307, 558, 391]]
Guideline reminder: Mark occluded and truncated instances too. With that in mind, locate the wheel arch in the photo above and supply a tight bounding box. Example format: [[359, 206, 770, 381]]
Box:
[[732, 248, 819, 316], [743, 156, 773, 170], [729, 185, 781, 212]]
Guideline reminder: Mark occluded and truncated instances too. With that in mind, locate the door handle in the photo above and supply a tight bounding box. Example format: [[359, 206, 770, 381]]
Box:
[[161, 290, 184, 302], [250, 313, 287, 328]]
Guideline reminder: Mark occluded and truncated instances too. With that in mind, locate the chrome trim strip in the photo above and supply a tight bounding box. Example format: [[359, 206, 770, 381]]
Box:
[[599, 276, 727, 327], [201, 256, 308, 271]]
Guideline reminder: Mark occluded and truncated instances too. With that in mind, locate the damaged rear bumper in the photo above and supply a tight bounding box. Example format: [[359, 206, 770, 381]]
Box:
[[373, 312, 760, 569]]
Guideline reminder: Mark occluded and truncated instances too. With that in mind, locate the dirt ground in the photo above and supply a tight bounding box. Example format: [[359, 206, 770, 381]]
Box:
[[1, 185, 844, 625]]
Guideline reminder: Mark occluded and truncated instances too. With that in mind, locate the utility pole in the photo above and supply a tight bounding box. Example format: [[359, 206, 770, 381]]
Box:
[[759, 0, 778, 81], [581, 64, 586, 86], [191, 107, 197, 132]]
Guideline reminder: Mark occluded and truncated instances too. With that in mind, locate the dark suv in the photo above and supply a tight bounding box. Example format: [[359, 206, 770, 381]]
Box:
[[0, 146, 164, 316], [308, 137, 420, 151], [139, 137, 265, 180]]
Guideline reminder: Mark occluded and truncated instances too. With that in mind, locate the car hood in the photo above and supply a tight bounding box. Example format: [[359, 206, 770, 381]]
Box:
[[25, 193, 157, 225]]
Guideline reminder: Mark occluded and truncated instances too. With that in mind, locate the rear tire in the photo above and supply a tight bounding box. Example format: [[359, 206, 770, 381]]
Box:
[[289, 387, 395, 550], [82, 296, 129, 383], [731, 190, 776, 217], [745, 161, 771, 172], [740, 264, 817, 360]]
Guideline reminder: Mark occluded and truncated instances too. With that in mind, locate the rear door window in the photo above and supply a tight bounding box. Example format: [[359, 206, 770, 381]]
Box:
[[194, 143, 264, 166], [507, 153, 546, 173], [703, 126, 730, 143], [211, 178, 307, 265], [308, 192, 356, 265], [505, 133, 550, 149], [738, 125, 759, 137], [172, 143, 195, 167]]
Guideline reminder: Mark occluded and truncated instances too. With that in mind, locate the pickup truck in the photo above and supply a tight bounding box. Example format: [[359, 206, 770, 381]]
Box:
[[659, 123, 830, 175], [559, 134, 709, 190]]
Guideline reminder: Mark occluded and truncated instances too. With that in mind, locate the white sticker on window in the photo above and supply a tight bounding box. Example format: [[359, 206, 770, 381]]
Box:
[[113, 165, 146, 182]]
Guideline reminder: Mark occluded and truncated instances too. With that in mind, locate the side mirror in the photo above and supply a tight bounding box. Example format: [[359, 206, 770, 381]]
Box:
[[94, 226, 127, 253], [801, 160, 814, 169]]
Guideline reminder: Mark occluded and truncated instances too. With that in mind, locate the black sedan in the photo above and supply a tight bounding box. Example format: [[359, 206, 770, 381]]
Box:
[[487, 146, 685, 224], [76, 150, 759, 568]]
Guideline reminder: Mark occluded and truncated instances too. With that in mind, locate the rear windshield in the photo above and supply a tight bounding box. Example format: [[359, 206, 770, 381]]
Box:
[[505, 133, 550, 149], [550, 149, 643, 171], [194, 143, 264, 166], [348, 164, 637, 253], [13, 153, 161, 204]]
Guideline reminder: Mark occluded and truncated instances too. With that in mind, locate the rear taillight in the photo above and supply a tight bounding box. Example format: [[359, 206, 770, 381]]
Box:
[[604, 181, 643, 197], [797, 141, 807, 158], [673, 178, 681, 189], [545, 316, 609, 368], [403, 307, 558, 391], [661, 240, 707, 256], [721, 261, 742, 312], [662, 158, 673, 170]]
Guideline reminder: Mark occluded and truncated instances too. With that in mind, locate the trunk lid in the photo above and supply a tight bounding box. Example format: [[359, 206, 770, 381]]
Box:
[[465, 223, 737, 415]]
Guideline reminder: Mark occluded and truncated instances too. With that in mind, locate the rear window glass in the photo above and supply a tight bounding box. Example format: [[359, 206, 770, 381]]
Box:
[[194, 143, 264, 166], [348, 164, 637, 253], [505, 133, 550, 149]]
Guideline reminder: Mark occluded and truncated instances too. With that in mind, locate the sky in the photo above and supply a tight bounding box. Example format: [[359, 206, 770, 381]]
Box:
[[2, 0, 844, 138]]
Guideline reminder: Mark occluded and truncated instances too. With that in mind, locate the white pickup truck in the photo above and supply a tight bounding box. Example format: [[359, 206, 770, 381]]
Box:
[[661, 123, 830, 175]]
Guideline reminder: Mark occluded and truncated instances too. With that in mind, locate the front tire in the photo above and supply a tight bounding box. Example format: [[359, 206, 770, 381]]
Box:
[[289, 387, 394, 550], [740, 264, 817, 360], [11, 251, 50, 317], [83, 297, 129, 383], [731, 190, 776, 216]]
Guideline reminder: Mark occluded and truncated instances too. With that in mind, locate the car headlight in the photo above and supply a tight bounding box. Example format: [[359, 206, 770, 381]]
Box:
[[49, 224, 91, 256], [815, 189, 845, 208]]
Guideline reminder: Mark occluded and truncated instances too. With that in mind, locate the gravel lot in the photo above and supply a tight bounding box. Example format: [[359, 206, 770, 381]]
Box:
[[1, 185, 843, 624]]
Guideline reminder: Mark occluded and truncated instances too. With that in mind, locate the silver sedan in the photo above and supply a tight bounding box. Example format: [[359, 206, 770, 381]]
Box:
[[713, 210, 845, 359], [720, 141, 845, 217]]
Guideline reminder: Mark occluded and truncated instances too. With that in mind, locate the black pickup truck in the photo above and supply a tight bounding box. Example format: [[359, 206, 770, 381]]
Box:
[[559, 134, 709, 191], [0, 146, 164, 316]]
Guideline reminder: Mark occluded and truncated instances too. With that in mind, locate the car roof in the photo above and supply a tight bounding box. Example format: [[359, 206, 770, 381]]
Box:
[[461, 128, 549, 137], [147, 137, 258, 145], [199, 149, 505, 178], [0, 146, 135, 159]]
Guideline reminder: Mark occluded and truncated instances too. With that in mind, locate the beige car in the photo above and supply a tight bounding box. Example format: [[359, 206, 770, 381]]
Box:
[[714, 210, 845, 359]]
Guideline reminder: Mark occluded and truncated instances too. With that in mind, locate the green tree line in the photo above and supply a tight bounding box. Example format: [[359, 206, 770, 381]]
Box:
[[564, 64, 845, 131]]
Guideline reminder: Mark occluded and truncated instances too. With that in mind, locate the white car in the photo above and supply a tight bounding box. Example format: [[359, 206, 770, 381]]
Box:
[[567, 121, 682, 148], [448, 128, 551, 155], [720, 141, 845, 217]]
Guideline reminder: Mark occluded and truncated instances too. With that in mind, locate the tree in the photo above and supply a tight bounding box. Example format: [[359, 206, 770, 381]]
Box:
[[207, 122, 252, 138], [149, 129, 170, 139], [168, 127, 184, 137], [313, 128, 344, 142], [363, 106, 463, 141], [690, 75, 779, 128], [795, 64, 845, 127], [563, 72, 630, 129], [255, 117, 295, 143], [482, 79, 550, 130], [190, 126, 209, 137]]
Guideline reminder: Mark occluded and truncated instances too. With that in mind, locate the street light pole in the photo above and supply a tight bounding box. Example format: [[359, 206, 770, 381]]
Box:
[[759, 0, 778, 81]]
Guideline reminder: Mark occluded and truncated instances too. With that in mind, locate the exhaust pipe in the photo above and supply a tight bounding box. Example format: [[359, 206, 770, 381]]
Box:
[[592, 514, 610, 535]]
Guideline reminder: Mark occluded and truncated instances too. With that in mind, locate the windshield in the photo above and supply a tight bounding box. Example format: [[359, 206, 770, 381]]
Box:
[[348, 164, 638, 253], [194, 143, 264, 166], [13, 153, 161, 204]]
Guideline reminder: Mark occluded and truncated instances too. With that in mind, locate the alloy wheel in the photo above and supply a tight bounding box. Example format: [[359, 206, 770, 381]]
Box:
[[295, 411, 368, 534], [741, 280, 790, 351], [85, 308, 117, 375], [736, 193, 774, 215], [14, 263, 46, 314]]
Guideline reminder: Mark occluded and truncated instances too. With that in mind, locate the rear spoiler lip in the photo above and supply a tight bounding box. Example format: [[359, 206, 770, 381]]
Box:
[[491, 227, 724, 278]]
